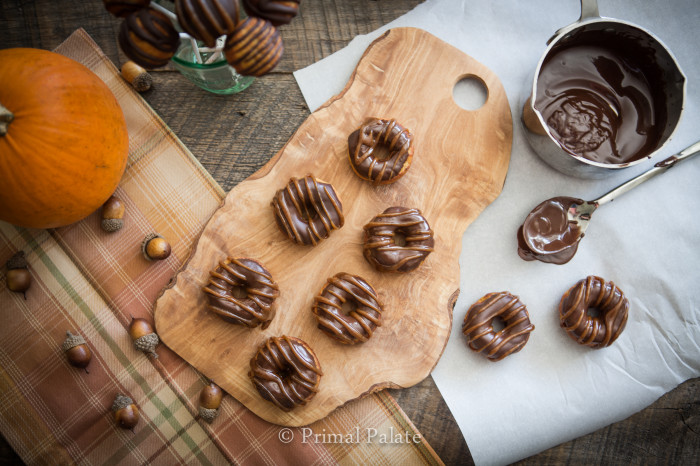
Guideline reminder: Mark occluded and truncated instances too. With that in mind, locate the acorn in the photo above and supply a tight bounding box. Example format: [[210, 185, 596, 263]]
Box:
[[199, 381, 223, 423], [128, 316, 159, 358], [142, 233, 171, 261], [112, 393, 139, 431], [5, 251, 30, 299], [101, 195, 126, 233], [62, 331, 92, 373], [121, 61, 152, 92]]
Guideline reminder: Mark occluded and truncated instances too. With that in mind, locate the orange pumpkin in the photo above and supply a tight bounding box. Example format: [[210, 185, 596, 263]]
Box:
[[0, 48, 129, 229]]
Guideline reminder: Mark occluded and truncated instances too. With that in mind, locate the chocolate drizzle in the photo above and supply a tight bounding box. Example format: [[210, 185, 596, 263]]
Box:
[[313, 273, 383, 345], [224, 17, 283, 77], [271, 174, 344, 246], [348, 118, 414, 184], [249, 336, 323, 411], [462, 292, 535, 362], [517, 196, 585, 265], [363, 207, 434, 273], [118, 8, 180, 69], [176, 0, 240, 48], [559, 276, 629, 348], [203, 258, 280, 329], [241, 0, 300, 26]]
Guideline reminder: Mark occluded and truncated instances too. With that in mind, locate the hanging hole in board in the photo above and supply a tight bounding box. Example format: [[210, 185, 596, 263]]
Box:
[[452, 75, 488, 111]]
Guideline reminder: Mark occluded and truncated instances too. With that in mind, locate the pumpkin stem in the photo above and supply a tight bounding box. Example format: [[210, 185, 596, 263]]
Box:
[[0, 102, 13, 136]]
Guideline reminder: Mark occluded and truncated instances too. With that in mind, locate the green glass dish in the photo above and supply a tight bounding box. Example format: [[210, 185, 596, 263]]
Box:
[[171, 40, 254, 95]]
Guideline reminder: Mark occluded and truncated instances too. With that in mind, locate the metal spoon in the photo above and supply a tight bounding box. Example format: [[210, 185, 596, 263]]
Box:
[[568, 140, 700, 234]]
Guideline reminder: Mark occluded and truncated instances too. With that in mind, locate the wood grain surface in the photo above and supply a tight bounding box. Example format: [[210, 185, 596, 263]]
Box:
[[153, 27, 512, 426], [1, 0, 698, 464]]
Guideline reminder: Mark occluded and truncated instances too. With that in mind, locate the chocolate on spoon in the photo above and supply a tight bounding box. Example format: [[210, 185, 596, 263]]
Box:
[[518, 140, 700, 264]]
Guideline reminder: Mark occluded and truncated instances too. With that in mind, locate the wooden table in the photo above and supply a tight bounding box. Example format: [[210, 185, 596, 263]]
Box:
[[2, 1, 698, 464]]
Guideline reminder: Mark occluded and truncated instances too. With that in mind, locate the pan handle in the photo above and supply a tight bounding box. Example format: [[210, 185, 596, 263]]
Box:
[[579, 0, 600, 21], [548, 0, 601, 44]]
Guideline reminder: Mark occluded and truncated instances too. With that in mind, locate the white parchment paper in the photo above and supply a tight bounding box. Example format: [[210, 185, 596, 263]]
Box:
[[293, 1, 700, 464]]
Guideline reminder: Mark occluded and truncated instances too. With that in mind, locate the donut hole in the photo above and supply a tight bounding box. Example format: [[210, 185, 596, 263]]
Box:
[[231, 285, 248, 299], [393, 232, 407, 247], [371, 144, 393, 161], [277, 365, 294, 382], [299, 207, 318, 222], [491, 316, 506, 333], [340, 299, 358, 315], [586, 307, 602, 319]]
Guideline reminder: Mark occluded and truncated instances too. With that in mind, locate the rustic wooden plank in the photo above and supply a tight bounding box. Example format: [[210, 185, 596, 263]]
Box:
[[1, 0, 698, 464]]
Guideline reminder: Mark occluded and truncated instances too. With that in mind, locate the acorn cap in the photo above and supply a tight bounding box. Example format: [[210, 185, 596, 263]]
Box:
[[6, 251, 27, 270], [62, 331, 87, 351], [199, 407, 219, 423], [112, 394, 133, 411], [130, 72, 152, 92], [134, 333, 159, 358], [101, 218, 125, 233]]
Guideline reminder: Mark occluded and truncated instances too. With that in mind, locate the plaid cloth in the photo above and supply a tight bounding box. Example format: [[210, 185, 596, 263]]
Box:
[[0, 29, 443, 465]]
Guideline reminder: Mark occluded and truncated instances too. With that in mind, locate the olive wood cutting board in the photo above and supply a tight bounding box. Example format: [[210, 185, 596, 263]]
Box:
[[154, 27, 512, 426]]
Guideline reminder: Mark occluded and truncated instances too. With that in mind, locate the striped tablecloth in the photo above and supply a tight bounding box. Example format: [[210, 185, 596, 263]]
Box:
[[0, 29, 442, 466]]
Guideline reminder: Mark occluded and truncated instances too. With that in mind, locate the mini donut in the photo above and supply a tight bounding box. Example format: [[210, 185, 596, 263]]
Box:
[[224, 17, 283, 77], [348, 118, 414, 184], [363, 207, 434, 273], [312, 273, 383, 345], [271, 174, 344, 246], [462, 292, 535, 362], [241, 0, 300, 26], [559, 276, 629, 348], [249, 335, 323, 411], [176, 0, 240, 48], [203, 257, 280, 329], [118, 8, 180, 69]]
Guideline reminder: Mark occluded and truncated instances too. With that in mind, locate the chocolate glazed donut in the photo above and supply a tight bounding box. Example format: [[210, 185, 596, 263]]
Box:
[[462, 292, 535, 362], [348, 118, 414, 184], [118, 8, 180, 69], [203, 258, 280, 329], [249, 336, 323, 411], [271, 175, 344, 246], [559, 276, 629, 348], [241, 0, 300, 26], [312, 273, 383, 345], [363, 207, 434, 273]]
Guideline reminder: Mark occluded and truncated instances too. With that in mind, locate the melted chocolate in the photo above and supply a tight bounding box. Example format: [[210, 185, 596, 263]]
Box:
[[654, 155, 678, 168], [535, 42, 666, 164], [462, 292, 535, 362], [203, 258, 279, 329], [271, 175, 344, 246], [313, 273, 383, 345], [348, 119, 413, 184], [176, 0, 239, 48], [363, 207, 434, 273], [241, 0, 300, 27], [249, 336, 323, 411], [559, 276, 629, 348], [118, 8, 180, 69], [517, 196, 585, 265]]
